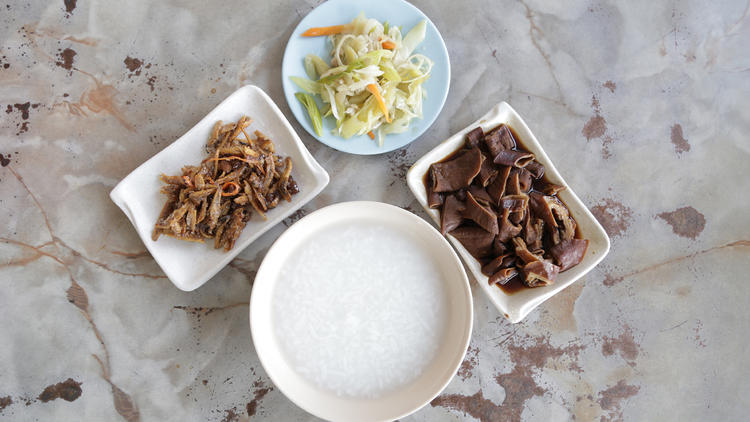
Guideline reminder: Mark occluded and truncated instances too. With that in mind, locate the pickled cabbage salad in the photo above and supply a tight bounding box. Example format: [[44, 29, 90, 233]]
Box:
[[292, 13, 433, 146]]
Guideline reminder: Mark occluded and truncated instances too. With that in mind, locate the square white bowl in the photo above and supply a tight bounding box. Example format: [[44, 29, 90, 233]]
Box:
[[110, 85, 330, 291], [406, 102, 610, 323]]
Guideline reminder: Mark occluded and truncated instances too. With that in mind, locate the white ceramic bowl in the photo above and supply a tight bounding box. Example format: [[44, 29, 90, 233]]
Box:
[[406, 102, 610, 323], [250, 201, 473, 422], [110, 85, 329, 291]]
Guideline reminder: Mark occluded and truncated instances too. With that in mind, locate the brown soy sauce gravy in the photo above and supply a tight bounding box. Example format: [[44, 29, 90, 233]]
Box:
[[425, 124, 583, 295]]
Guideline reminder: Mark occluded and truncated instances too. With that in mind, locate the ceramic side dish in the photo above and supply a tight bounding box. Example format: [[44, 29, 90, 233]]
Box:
[[250, 201, 473, 422], [281, 0, 451, 155], [406, 102, 610, 323], [110, 85, 329, 291]]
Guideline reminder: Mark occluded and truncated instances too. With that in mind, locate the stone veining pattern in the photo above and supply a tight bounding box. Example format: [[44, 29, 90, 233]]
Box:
[[1, 0, 749, 420]]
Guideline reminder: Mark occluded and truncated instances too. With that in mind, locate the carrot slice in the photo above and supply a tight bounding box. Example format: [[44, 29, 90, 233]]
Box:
[[301, 25, 347, 37], [366, 83, 391, 123], [381, 40, 396, 50], [221, 181, 240, 196], [368, 131, 375, 139]]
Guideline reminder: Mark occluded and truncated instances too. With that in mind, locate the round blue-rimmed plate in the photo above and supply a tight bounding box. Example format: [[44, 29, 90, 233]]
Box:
[[281, 0, 451, 155]]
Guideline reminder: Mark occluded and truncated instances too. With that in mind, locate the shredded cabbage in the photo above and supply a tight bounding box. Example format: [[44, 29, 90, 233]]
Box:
[[293, 13, 432, 146]]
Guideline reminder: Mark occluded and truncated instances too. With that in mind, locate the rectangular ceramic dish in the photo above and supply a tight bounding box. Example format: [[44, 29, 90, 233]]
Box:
[[110, 85, 329, 291], [406, 102, 609, 322]]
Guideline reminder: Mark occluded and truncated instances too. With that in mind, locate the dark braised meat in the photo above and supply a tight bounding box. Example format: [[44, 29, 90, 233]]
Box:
[[477, 155, 498, 187], [549, 238, 589, 271], [487, 165, 511, 206], [493, 150, 535, 168], [484, 124, 515, 156], [481, 253, 516, 276], [465, 127, 484, 148], [521, 260, 560, 287], [512, 168, 533, 193], [468, 185, 492, 206], [426, 171, 444, 209], [426, 124, 589, 290], [526, 161, 545, 179], [533, 179, 565, 195], [462, 191, 499, 235], [448, 226, 495, 259], [489, 267, 518, 285], [153, 116, 299, 251], [440, 194, 465, 235], [430, 147, 483, 192], [498, 208, 522, 243]]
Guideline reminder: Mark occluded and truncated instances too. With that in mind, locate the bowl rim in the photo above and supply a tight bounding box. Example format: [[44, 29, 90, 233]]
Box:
[[280, 0, 451, 155], [249, 201, 473, 422], [109, 85, 330, 291], [406, 101, 611, 323]]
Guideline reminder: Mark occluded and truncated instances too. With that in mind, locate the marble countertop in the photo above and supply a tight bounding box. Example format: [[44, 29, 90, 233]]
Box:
[[1, 0, 749, 421]]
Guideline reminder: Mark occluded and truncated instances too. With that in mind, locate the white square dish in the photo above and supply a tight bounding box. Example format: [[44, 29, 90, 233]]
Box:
[[110, 85, 330, 291], [406, 102, 610, 323]]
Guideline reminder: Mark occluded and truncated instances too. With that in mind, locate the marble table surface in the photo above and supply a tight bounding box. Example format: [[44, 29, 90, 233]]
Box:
[[2, 0, 749, 421]]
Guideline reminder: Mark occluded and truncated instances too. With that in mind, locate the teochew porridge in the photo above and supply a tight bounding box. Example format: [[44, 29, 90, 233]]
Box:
[[425, 124, 589, 293], [153, 116, 300, 251]]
